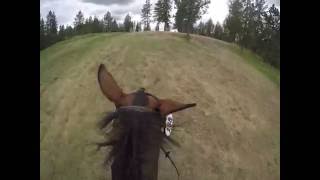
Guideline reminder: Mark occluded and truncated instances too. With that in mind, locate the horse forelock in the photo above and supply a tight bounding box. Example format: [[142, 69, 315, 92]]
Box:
[[98, 104, 164, 180]]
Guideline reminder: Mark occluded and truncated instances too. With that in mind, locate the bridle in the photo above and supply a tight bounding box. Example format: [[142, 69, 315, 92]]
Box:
[[118, 105, 156, 113], [116, 91, 161, 114], [116, 90, 181, 180]]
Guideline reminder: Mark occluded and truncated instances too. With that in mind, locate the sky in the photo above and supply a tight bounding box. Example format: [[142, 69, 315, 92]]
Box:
[[40, 0, 280, 30]]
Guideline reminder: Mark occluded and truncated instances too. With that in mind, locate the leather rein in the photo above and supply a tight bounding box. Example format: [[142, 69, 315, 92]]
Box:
[[117, 92, 180, 180]]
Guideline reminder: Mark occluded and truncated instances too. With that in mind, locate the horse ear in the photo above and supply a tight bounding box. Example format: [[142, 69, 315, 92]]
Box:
[[98, 64, 126, 105], [158, 99, 196, 116]]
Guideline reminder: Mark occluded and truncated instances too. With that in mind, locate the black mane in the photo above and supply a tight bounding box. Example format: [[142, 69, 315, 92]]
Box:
[[97, 89, 167, 180]]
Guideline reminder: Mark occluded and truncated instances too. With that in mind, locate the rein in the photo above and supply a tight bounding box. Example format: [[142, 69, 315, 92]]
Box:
[[160, 146, 180, 180], [118, 92, 181, 180]]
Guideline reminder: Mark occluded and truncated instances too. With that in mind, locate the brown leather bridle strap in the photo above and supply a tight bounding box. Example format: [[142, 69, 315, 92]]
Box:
[[145, 92, 160, 102], [118, 105, 156, 113]]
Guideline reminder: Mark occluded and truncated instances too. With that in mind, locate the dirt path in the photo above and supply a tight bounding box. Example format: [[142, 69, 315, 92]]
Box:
[[40, 32, 279, 180]]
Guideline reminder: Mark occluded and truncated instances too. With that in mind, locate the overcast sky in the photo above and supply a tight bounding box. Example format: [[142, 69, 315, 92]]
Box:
[[40, 0, 280, 30]]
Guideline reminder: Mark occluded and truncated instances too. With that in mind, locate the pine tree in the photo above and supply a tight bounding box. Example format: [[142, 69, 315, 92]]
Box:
[[224, 0, 244, 42], [222, 0, 280, 68], [124, 14, 133, 32], [240, 0, 255, 49], [74, 11, 85, 34], [87, 16, 94, 33], [154, 0, 172, 31], [118, 23, 125, 32], [40, 15, 46, 50], [155, 23, 160, 31], [198, 21, 205, 35], [213, 22, 223, 40], [65, 25, 74, 38], [46, 11, 58, 35], [174, 0, 210, 36], [58, 25, 65, 41], [93, 16, 101, 33], [104, 11, 113, 32], [222, 18, 232, 42], [253, 0, 268, 51], [135, 22, 141, 32], [111, 19, 119, 32], [132, 21, 136, 32], [261, 4, 280, 68], [141, 0, 152, 31], [45, 10, 58, 46], [205, 18, 214, 36]]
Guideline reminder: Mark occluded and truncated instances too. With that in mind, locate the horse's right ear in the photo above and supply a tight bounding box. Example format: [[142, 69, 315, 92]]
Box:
[[158, 99, 196, 116], [98, 64, 126, 105]]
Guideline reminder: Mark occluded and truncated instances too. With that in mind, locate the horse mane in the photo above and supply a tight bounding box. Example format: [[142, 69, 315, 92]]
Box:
[[97, 108, 167, 179], [96, 89, 181, 180]]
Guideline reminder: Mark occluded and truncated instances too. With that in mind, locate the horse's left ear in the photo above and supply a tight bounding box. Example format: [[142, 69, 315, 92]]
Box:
[[158, 99, 196, 116], [98, 64, 126, 105]]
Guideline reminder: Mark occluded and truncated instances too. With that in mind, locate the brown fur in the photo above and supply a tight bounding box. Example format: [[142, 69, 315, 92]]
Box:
[[97, 64, 196, 180]]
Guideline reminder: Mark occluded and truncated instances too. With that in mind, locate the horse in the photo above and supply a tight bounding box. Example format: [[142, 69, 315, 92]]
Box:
[[96, 64, 196, 180]]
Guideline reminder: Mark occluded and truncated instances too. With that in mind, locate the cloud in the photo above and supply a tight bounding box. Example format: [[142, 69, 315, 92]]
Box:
[[267, 0, 280, 7], [81, 0, 135, 6], [41, 0, 146, 25], [41, 0, 111, 25], [40, 0, 279, 28]]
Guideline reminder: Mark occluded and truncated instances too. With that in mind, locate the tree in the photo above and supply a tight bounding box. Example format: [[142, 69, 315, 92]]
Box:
[[240, 0, 255, 49], [154, 0, 172, 31], [213, 22, 223, 39], [155, 23, 160, 31], [92, 16, 102, 33], [45, 10, 58, 46], [124, 14, 133, 32], [40, 15, 46, 50], [132, 21, 136, 32], [74, 11, 85, 34], [224, 0, 244, 42], [111, 19, 119, 32], [135, 22, 141, 32], [222, 0, 280, 69], [82, 16, 91, 33], [242, 0, 267, 51], [65, 25, 74, 38], [141, 0, 152, 31], [260, 4, 280, 68], [221, 18, 233, 42], [253, 0, 268, 51], [104, 11, 113, 32], [58, 25, 65, 41], [174, 0, 210, 37], [118, 23, 125, 32], [197, 21, 205, 35], [46, 11, 58, 35], [205, 18, 214, 36]]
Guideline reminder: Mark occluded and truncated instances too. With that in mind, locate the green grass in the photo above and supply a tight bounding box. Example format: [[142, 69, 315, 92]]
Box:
[[40, 32, 279, 180], [228, 44, 280, 87], [40, 33, 123, 85]]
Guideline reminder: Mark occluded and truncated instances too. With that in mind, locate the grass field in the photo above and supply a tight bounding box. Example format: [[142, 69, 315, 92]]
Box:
[[40, 32, 280, 180]]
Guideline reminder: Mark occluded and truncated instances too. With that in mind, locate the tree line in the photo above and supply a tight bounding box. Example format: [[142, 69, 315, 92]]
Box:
[[194, 0, 280, 68], [40, 0, 208, 50], [40, 0, 279, 69], [40, 11, 137, 50]]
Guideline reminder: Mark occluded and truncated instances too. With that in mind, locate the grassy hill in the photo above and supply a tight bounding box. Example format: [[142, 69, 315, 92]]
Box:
[[40, 32, 280, 180]]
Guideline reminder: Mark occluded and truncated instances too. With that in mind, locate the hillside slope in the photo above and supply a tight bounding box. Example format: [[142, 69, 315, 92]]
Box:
[[40, 32, 280, 180]]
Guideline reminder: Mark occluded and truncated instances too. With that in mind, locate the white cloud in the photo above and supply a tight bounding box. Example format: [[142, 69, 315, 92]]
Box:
[[81, 0, 135, 6], [40, 0, 280, 29], [202, 0, 229, 24]]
